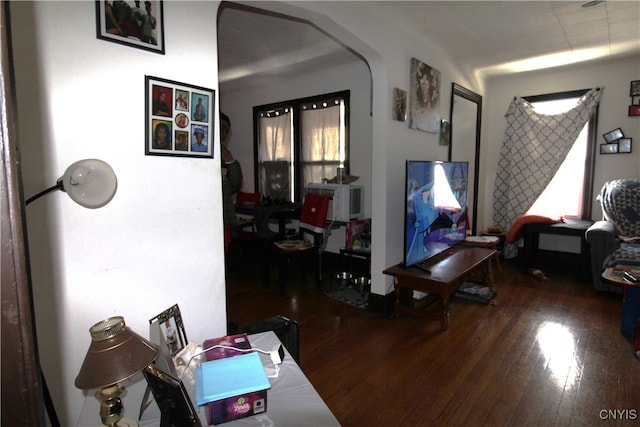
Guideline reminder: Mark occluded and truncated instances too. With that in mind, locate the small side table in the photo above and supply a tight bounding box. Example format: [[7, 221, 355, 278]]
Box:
[[602, 267, 640, 358], [461, 235, 502, 279], [339, 247, 371, 277]]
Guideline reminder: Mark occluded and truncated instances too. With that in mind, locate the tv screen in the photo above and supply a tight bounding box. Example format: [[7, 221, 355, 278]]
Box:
[[403, 160, 469, 268]]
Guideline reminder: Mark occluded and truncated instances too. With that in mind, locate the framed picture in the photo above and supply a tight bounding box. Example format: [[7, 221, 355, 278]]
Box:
[[603, 128, 624, 143], [408, 58, 441, 133], [619, 138, 632, 153], [600, 143, 618, 154], [439, 119, 450, 146], [630, 80, 640, 97], [392, 87, 407, 122], [149, 304, 187, 356], [142, 364, 202, 427], [95, 1, 165, 54], [629, 105, 640, 117], [145, 76, 215, 158]]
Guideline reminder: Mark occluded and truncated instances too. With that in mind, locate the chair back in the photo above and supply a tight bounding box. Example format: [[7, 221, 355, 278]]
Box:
[[598, 179, 640, 237], [236, 192, 261, 205], [299, 193, 329, 234]]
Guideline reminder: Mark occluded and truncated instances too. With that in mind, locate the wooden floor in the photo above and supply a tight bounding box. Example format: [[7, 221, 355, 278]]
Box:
[[225, 249, 640, 426]]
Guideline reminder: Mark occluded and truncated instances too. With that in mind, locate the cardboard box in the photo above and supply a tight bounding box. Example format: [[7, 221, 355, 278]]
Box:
[[200, 334, 269, 425], [207, 389, 268, 425], [345, 218, 371, 250], [203, 333, 252, 360]]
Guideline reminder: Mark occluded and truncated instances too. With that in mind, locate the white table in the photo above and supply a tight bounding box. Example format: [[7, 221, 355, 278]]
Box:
[[77, 331, 340, 426]]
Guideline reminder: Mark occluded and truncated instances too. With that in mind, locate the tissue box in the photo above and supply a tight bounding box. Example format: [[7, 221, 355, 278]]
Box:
[[207, 389, 268, 425], [200, 334, 269, 425]]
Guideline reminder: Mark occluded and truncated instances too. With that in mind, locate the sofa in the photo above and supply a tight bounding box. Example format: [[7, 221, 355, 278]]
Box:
[[585, 179, 640, 292]]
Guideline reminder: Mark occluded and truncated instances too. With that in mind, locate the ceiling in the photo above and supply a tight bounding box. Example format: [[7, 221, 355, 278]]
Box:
[[218, 1, 640, 91]]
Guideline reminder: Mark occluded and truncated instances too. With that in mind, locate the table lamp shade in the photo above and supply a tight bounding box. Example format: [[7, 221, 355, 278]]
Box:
[[75, 316, 157, 390]]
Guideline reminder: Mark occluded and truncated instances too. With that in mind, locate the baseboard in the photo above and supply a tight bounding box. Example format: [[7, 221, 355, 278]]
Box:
[[366, 291, 395, 318]]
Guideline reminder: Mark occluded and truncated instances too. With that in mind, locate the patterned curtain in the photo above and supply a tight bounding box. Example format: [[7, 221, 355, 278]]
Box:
[[492, 87, 602, 256]]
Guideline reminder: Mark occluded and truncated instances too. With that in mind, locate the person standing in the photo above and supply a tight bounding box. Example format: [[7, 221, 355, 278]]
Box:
[[194, 97, 206, 121], [191, 127, 208, 152], [220, 113, 243, 253], [140, 0, 157, 45]]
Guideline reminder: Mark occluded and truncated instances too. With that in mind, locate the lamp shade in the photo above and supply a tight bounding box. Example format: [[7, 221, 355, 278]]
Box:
[[61, 159, 117, 209], [75, 316, 157, 390]]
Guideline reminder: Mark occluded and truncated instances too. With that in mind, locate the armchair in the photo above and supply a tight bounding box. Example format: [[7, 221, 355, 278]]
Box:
[[585, 179, 640, 292]]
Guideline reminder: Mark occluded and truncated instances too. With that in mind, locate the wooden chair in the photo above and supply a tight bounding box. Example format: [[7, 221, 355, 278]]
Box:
[[230, 192, 262, 263], [262, 193, 330, 297]]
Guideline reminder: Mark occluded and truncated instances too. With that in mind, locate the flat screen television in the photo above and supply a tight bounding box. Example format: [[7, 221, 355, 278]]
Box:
[[403, 160, 469, 268]]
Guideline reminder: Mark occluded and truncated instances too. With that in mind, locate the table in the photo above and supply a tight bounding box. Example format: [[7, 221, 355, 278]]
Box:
[[383, 247, 495, 330], [339, 247, 371, 277], [236, 203, 301, 240], [602, 266, 640, 340], [77, 331, 339, 427], [460, 235, 502, 276], [522, 219, 593, 270]]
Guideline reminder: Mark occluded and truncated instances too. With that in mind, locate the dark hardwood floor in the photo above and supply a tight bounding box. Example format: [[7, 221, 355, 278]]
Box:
[[225, 247, 640, 426]]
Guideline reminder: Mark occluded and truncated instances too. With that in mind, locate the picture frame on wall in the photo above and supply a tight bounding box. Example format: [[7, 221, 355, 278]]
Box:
[[603, 128, 624, 143], [145, 76, 215, 158], [392, 87, 407, 122], [408, 57, 441, 133], [439, 119, 450, 146], [618, 138, 632, 153], [630, 80, 640, 97], [629, 105, 640, 117], [600, 143, 618, 155], [95, 1, 165, 54]]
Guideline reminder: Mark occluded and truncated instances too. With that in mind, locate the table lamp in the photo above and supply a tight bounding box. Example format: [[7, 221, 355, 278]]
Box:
[[75, 316, 158, 427]]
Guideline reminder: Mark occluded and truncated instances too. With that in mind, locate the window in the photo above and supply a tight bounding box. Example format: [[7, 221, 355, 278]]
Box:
[[254, 91, 350, 202], [524, 90, 598, 219]]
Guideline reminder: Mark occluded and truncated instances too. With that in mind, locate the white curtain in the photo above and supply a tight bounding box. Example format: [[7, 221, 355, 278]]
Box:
[[300, 105, 341, 189], [258, 112, 292, 200], [492, 87, 602, 255], [258, 112, 292, 162]]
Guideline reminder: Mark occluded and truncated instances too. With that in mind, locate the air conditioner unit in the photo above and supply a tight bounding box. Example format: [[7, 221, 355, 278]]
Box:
[[304, 183, 364, 222]]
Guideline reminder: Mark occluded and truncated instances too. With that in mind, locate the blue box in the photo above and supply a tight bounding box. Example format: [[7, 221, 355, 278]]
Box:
[[197, 336, 271, 425], [621, 285, 640, 337]]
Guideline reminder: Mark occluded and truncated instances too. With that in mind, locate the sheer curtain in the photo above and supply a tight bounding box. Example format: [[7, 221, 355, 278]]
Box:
[[257, 111, 292, 200], [492, 87, 602, 256], [300, 104, 341, 193]]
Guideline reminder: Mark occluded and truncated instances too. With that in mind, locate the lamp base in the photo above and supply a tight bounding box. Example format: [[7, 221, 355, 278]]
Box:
[[96, 417, 138, 427]]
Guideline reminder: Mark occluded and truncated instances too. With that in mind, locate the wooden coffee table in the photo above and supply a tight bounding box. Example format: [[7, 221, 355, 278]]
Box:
[[383, 247, 496, 330]]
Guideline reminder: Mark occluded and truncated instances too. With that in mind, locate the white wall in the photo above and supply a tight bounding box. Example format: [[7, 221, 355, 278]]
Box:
[[11, 2, 226, 425], [481, 56, 640, 229]]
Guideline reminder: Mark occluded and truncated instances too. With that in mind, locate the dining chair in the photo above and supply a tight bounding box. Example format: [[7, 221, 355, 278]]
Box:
[[262, 193, 330, 297]]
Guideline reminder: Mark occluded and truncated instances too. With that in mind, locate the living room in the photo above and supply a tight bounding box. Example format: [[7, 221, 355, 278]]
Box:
[[3, 1, 639, 425]]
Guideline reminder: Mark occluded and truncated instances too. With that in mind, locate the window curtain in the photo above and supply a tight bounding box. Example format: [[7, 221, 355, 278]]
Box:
[[492, 87, 602, 257], [300, 104, 341, 191], [258, 112, 292, 200], [258, 112, 292, 162]]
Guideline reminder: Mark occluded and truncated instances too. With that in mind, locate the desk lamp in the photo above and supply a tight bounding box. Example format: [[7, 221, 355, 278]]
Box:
[[26, 159, 117, 208], [75, 316, 158, 427]]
